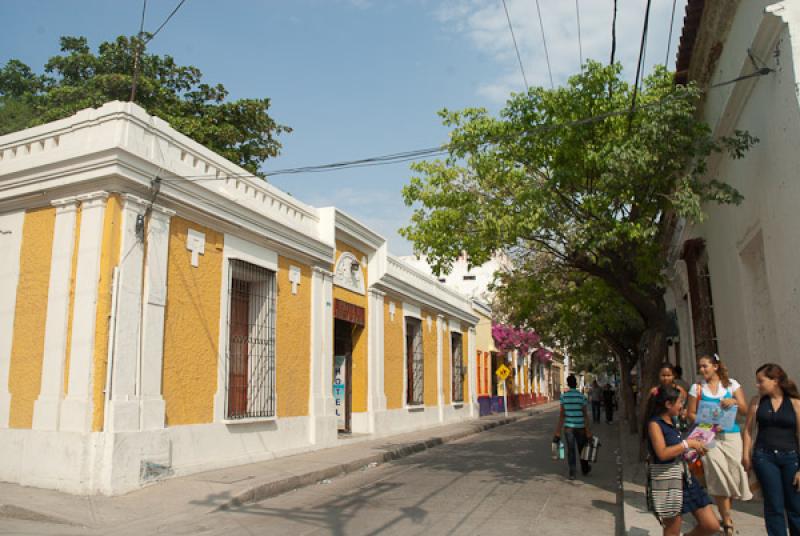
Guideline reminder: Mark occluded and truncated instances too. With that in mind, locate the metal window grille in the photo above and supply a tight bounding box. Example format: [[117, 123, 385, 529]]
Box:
[[699, 263, 719, 355], [405, 318, 424, 405], [225, 259, 276, 420], [451, 333, 464, 402]]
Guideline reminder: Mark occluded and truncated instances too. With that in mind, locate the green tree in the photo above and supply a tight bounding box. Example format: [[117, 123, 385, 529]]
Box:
[[401, 62, 755, 423], [494, 257, 643, 431], [0, 36, 290, 176]]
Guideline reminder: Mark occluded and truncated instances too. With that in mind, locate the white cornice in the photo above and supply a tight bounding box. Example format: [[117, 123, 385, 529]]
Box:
[[332, 208, 386, 253]]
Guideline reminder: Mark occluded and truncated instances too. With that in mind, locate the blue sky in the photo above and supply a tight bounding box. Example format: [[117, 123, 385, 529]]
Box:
[[1, 0, 686, 255]]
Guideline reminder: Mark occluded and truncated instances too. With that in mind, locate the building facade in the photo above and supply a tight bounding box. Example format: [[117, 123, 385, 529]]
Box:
[[664, 0, 800, 384], [0, 101, 479, 495]]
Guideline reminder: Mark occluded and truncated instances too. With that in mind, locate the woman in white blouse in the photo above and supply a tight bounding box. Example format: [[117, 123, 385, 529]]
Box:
[[687, 354, 751, 536]]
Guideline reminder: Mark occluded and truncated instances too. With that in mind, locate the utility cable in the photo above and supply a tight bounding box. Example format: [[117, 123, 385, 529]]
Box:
[[665, 0, 677, 66], [576, 0, 583, 68], [146, 0, 188, 43], [501, 0, 529, 91], [129, 0, 148, 102], [154, 69, 773, 182], [535, 0, 554, 89], [628, 0, 653, 129], [610, 0, 618, 65]]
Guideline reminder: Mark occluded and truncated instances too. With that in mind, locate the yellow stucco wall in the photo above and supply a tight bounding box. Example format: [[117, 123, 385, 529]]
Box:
[[91, 195, 122, 431], [276, 256, 311, 417], [161, 216, 223, 426], [383, 298, 403, 410], [8, 207, 56, 429], [422, 311, 438, 406], [333, 241, 369, 414], [442, 324, 451, 404], [62, 206, 81, 394]]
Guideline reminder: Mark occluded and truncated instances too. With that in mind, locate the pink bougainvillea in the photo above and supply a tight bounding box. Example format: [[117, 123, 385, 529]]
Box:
[[491, 323, 541, 356], [533, 348, 553, 363]]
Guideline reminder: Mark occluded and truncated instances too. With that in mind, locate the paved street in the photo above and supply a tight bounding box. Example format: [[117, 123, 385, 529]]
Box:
[[0, 407, 622, 535], [0, 410, 620, 536], [185, 409, 621, 535]]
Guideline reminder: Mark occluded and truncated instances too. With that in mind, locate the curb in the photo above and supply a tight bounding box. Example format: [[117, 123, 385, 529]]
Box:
[[216, 406, 551, 511]]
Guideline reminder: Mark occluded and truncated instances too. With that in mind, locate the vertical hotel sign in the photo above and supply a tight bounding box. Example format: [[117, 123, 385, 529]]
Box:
[[333, 355, 347, 427]]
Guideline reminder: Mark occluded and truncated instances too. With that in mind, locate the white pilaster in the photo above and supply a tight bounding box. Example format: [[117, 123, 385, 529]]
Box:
[[310, 266, 336, 444], [436, 314, 445, 423], [61, 192, 109, 433], [33, 198, 79, 430], [106, 194, 147, 432], [367, 288, 386, 433], [0, 210, 25, 429], [139, 205, 174, 430], [467, 327, 477, 416]]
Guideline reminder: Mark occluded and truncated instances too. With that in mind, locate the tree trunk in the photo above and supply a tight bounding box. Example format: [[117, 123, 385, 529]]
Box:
[[618, 353, 638, 434]]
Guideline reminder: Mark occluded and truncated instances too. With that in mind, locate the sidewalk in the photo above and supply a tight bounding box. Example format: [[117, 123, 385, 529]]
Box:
[[618, 421, 764, 535], [0, 404, 556, 534]]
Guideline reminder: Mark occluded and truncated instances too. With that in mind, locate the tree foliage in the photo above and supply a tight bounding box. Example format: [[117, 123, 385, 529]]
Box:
[[401, 62, 755, 410], [0, 36, 290, 176]]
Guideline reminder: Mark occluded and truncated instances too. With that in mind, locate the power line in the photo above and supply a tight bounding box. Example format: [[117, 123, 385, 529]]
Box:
[[534, 0, 554, 89], [129, 0, 148, 102], [575, 0, 583, 68], [146, 0, 188, 43], [501, 0, 529, 91], [628, 0, 653, 128], [665, 0, 677, 66], [154, 69, 772, 182], [610, 0, 618, 65]]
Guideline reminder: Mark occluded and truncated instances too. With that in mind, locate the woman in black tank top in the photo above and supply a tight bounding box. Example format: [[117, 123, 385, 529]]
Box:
[[743, 363, 800, 536]]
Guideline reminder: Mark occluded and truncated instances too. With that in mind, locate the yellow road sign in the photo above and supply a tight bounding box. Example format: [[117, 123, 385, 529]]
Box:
[[496, 364, 511, 381]]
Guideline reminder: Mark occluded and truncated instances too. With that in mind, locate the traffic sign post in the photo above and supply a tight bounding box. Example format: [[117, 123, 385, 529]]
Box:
[[496, 364, 511, 417]]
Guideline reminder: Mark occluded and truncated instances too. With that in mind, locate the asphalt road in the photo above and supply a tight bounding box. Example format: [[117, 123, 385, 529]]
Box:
[[0, 407, 624, 535], [165, 407, 622, 535]]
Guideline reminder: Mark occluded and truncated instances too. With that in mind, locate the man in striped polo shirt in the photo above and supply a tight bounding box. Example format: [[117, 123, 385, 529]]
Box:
[[553, 374, 593, 480]]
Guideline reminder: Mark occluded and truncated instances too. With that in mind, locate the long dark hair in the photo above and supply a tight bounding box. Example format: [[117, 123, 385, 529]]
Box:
[[643, 385, 681, 431], [699, 354, 730, 388], [756, 363, 800, 400]]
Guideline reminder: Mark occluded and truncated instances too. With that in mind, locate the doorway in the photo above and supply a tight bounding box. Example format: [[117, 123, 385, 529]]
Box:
[[334, 319, 354, 433]]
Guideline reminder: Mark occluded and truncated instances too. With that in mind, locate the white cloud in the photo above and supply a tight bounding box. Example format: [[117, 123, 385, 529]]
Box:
[[434, 0, 688, 102]]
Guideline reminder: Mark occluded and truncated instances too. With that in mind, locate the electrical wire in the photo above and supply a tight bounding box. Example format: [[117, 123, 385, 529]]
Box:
[[153, 69, 773, 183], [535, 0, 554, 89], [575, 0, 583, 68], [628, 0, 653, 128], [501, 0, 529, 92], [610, 0, 618, 65], [665, 0, 677, 66], [146, 0, 188, 43]]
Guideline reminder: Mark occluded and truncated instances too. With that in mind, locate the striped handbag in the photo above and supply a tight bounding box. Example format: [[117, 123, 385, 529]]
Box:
[[646, 460, 685, 524]]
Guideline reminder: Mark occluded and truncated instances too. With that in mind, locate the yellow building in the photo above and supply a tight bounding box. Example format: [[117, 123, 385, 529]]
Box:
[[0, 102, 479, 495]]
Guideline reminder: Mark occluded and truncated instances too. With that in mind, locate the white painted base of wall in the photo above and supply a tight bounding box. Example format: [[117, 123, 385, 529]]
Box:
[[0, 416, 324, 495], [0, 406, 482, 495]]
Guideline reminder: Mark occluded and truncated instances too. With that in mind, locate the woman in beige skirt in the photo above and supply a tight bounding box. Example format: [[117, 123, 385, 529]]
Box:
[[688, 354, 751, 536]]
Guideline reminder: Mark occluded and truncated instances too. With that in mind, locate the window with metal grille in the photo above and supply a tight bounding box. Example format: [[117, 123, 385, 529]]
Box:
[[451, 332, 464, 402], [405, 318, 424, 405], [225, 259, 276, 420]]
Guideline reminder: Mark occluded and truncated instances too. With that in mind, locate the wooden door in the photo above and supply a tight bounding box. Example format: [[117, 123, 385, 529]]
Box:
[[228, 279, 250, 417]]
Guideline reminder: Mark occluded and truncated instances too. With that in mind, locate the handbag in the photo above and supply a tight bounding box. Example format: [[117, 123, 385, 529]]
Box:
[[580, 436, 600, 462], [646, 459, 687, 524]]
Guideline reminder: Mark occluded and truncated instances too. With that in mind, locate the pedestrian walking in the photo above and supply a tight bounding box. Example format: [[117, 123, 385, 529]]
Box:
[[646, 385, 720, 536], [742, 363, 800, 536], [603, 383, 615, 424], [590, 380, 603, 424], [553, 374, 593, 480], [687, 354, 752, 536]]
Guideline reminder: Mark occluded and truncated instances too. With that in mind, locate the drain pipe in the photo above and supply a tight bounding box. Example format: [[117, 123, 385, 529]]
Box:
[[103, 266, 121, 432]]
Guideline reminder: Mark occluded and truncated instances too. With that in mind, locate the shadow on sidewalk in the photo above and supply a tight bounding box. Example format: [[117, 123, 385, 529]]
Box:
[[180, 411, 622, 536]]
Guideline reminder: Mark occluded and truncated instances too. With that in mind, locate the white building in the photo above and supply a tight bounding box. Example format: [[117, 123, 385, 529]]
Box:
[[398, 254, 508, 304], [664, 0, 800, 385]]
